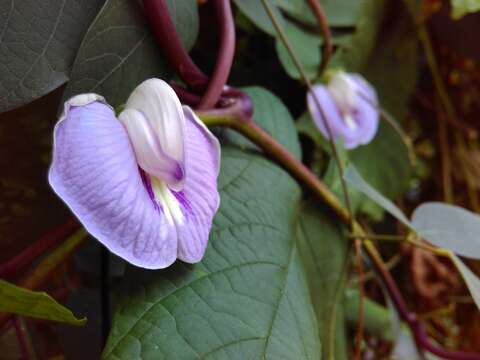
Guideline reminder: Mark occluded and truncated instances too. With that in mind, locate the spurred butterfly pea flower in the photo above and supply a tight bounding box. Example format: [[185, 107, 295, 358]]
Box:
[[49, 79, 220, 269], [307, 71, 379, 149]]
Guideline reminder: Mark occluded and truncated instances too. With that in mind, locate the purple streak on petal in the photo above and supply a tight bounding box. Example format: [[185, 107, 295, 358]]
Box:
[[174, 107, 221, 263], [139, 167, 160, 211], [49, 97, 177, 269]]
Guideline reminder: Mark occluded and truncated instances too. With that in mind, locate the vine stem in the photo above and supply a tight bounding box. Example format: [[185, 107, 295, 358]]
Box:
[[199, 112, 480, 360], [142, 0, 208, 90], [260, 0, 354, 227], [142, 1, 478, 357], [305, 0, 333, 75], [197, 0, 235, 109]]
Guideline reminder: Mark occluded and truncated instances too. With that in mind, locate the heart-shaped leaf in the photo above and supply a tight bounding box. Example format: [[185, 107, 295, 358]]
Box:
[[103, 147, 321, 359]]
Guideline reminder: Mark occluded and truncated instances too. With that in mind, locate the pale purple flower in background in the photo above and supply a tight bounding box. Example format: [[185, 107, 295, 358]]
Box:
[[307, 71, 379, 149], [49, 79, 220, 269]]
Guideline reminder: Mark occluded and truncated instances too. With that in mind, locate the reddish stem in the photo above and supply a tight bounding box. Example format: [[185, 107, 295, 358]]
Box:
[[171, 83, 202, 106], [305, 0, 333, 74], [0, 218, 79, 279], [197, 0, 236, 109], [142, 0, 208, 90]]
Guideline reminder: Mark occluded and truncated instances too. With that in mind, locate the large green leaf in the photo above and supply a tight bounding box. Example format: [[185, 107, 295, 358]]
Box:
[[0, 279, 85, 326], [296, 202, 348, 360], [62, 0, 198, 108], [0, 0, 104, 113], [225, 86, 302, 160], [103, 147, 320, 359]]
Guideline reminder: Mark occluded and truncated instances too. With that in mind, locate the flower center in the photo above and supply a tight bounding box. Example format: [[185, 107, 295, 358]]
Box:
[[151, 176, 184, 225]]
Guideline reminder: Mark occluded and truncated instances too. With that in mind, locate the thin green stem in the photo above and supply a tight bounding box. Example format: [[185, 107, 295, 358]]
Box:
[[305, 0, 333, 75], [259, 0, 354, 229]]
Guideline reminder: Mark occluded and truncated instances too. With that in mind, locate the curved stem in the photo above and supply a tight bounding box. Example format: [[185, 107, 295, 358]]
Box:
[[199, 112, 480, 359], [142, 0, 208, 90], [305, 0, 333, 75], [197, 0, 236, 109]]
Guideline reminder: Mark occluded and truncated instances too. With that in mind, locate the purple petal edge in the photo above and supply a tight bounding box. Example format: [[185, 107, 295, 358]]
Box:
[[175, 106, 221, 263], [48, 94, 177, 269]]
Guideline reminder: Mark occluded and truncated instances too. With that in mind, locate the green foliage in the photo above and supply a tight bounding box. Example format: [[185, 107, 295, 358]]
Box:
[[275, 18, 321, 81], [330, 0, 386, 72], [232, 0, 285, 36], [103, 146, 321, 359], [296, 202, 349, 359], [344, 289, 395, 341], [344, 166, 480, 312], [0, 280, 85, 326], [62, 0, 198, 108], [451, 0, 480, 19], [0, 0, 103, 113], [225, 87, 302, 159], [344, 166, 412, 227]]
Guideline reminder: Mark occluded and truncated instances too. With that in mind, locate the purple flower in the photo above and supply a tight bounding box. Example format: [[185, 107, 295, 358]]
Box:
[[49, 79, 220, 269], [307, 72, 379, 149]]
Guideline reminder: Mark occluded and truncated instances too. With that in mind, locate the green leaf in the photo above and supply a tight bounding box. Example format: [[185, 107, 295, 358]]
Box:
[[344, 166, 412, 228], [0, 280, 85, 326], [103, 147, 320, 359], [331, 0, 386, 72], [275, 19, 321, 80], [275, 0, 364, 27], [233, 0, 285, 36], [412, 202, 480, 259], [226, 87, 302, 160], [63, 0, 198, 108], [451, 0, 480, 19], [296, 202, 348, 359], [0, 0, 104, 113]]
